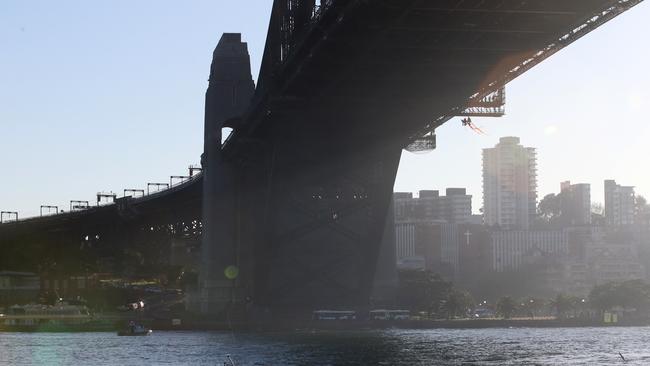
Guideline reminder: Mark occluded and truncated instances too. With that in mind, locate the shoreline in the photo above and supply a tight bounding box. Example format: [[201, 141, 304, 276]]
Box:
[[1, 316, 647, 333], [148, 317, 650, 332]]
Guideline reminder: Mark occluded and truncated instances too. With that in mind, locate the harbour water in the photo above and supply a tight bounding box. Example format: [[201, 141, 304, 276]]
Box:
[[1, 327, 649, 365]]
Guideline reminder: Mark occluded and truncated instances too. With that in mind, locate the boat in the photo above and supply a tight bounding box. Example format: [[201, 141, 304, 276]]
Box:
[[117, 321, 152, 336], [0, 302, 116, 332]]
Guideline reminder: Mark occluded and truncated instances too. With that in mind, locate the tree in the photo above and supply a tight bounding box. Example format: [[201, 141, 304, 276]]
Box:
[[397, 270, 452, 315], [536, 192, 575, 228], [589, 280, 650, 314], [469, 261, 558, 300], [591, 202, 606, 226], [590, 282, 620, 312], [523, 297, 545, 318], [496, 296, 517, 319], [443, 289, 474, 319], [549, 294, 576, 319], [591, 202, 604, 216], [537, 193, 561, 223]]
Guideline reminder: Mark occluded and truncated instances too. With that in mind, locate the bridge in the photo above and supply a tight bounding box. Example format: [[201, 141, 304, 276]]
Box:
[[0, 0, 642, 320]]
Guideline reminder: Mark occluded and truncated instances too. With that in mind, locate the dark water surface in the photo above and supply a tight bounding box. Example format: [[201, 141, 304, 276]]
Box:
[[1, 327, 649, 365]]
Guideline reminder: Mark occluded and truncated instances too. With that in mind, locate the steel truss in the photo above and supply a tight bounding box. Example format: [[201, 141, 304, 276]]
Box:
[[409, 0, 643, 141], [250, 140, 401, 313]]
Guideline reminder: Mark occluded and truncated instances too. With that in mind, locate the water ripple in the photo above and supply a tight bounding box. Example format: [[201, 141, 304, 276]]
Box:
[[1, 327, 649, 365]]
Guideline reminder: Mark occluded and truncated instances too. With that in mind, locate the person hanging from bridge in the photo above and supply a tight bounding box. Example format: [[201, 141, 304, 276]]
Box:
[[461, 117, 487, 135]]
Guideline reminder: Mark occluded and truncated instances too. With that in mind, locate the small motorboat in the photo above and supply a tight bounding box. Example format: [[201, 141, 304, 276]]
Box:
[[118, 322, 152, 336]]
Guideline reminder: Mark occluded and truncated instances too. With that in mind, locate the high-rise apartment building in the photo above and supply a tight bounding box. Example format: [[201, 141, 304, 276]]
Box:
[[482, 137, 538, 230], [560, 181, 591, 226], [604, 180, 635, 226]]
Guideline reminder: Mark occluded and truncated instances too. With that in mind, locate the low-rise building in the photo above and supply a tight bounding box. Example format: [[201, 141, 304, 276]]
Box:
[[394, 189, 473, 277], [490, 231, 568, 272], [394, 188, 472, 224], [395, 220, 454, 274], [554, 227, 645, 296]]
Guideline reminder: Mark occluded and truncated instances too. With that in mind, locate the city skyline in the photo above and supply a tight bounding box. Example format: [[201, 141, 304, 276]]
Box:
[[1, 1, 649, 218]]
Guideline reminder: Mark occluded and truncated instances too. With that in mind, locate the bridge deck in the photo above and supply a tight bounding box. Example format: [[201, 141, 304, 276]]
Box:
[[0, 175, 201, 237], [0, 0, 641, 271]]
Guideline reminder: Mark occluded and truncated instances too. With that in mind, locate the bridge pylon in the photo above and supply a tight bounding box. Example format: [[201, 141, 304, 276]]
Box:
[[197, 33, 256, 316]]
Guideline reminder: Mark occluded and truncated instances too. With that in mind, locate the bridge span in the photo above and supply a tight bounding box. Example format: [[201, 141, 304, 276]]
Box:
[[0, 0, 642, 320]]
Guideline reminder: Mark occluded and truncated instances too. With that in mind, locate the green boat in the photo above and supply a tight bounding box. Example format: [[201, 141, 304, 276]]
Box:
[[0, 302, 116, 332]]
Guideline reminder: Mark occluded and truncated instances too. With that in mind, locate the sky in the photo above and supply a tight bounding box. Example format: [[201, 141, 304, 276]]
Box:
[[1, 1, 649, 218]]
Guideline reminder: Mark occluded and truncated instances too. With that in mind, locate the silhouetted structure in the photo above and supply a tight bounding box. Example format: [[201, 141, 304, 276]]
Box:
[[0, 0, 642, 321], [199, 34, 256, 314]]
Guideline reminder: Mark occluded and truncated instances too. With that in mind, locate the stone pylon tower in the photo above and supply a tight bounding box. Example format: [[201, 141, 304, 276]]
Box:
[[199, 33, 255, 315]]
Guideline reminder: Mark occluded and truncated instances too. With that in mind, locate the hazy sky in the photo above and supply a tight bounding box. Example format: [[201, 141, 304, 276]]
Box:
[[1, 1, 649, 218]]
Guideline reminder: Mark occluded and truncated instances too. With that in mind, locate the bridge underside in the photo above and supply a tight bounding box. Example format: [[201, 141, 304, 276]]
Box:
[[222, 0, 639, 315], [0, 0, 640, 320], [244, 0, 639, 148]]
